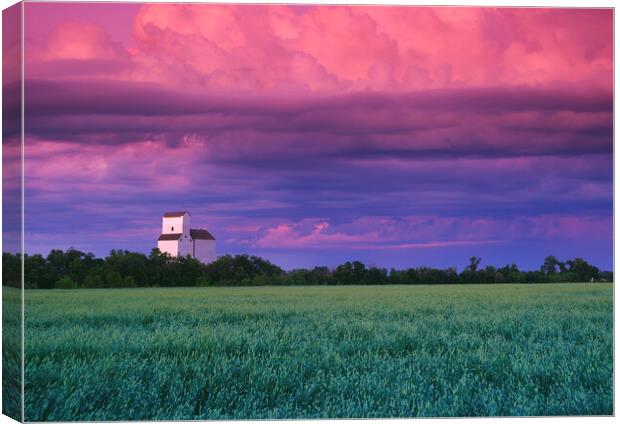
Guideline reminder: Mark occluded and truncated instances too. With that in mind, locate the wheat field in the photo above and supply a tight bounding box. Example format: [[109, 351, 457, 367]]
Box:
[[22, 283, 613, 420]]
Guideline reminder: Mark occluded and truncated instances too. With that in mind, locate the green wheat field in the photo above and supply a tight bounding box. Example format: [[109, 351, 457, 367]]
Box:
[[20, 283, 613, 420]]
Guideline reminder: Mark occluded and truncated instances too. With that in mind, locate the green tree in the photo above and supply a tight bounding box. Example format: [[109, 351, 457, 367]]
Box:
[[24, 254, 48, 289], [203, 254, 282, 286], [467, 257, 482, 272], [123, 276, 136, 288], [2, 253, 21, 288], [55, 276, 76, 289], [83, 273, 104, 288], [565, 258, 600, 281], [541, 255, 560, 275], [367, 267, 388, 284], [196, 275, 213, 287], [334, 262, 355, 284], [106, 271, 124, 288]]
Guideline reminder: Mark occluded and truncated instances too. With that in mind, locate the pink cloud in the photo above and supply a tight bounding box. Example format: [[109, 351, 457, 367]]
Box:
[[24, 5, 612, 92], [2, 2, 21, 83], [41, 21, 129, 61], [366, 240, 502, 250], [240, 214, 611, 251], [128, 6, 611, 91], [2, 138, 21, 191], [23, 137, 207, 196], [254, 220, 381, 249]]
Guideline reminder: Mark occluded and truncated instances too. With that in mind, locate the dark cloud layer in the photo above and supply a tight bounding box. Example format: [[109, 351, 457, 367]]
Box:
[[23, 79, 612, 159]]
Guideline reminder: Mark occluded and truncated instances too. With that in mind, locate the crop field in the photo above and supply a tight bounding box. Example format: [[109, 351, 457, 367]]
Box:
[[22, 283, 612, 420]]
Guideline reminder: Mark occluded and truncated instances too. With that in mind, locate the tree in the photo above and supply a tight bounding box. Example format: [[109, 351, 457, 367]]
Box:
[[55, 276, 76, 289], [541, 256, 560, 275], [202, 254, 282, 286], [309, 266, 333, 285], [123, 276, 136, 288], [12, 247, 613, 288], [196, 275, 213, 287], [46, 249, 68, 285], [558, 261, 568, 273], [565, 258, 600, 282], [367, 267, 389, 284], [106, 271, 124, 288], [467, 257, 482, 272], [334, 261, 359, 284], [83, 273, 104, 288], [2, 253, 21, 288], [106, 250, 149, 286], [24, 254, 49, 289]]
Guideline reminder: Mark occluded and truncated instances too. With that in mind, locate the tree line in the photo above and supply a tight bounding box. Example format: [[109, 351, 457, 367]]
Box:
[[1, 249, 612, 289]]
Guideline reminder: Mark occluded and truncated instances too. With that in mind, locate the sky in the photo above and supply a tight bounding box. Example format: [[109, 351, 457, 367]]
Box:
[[6, 3, 613, 270]]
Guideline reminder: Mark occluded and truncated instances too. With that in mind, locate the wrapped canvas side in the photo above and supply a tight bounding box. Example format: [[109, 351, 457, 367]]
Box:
[[2, 2, 23, 422]]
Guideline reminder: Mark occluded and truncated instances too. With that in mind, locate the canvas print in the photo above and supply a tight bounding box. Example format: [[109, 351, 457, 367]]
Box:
[[1, 1, 614, 421]]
